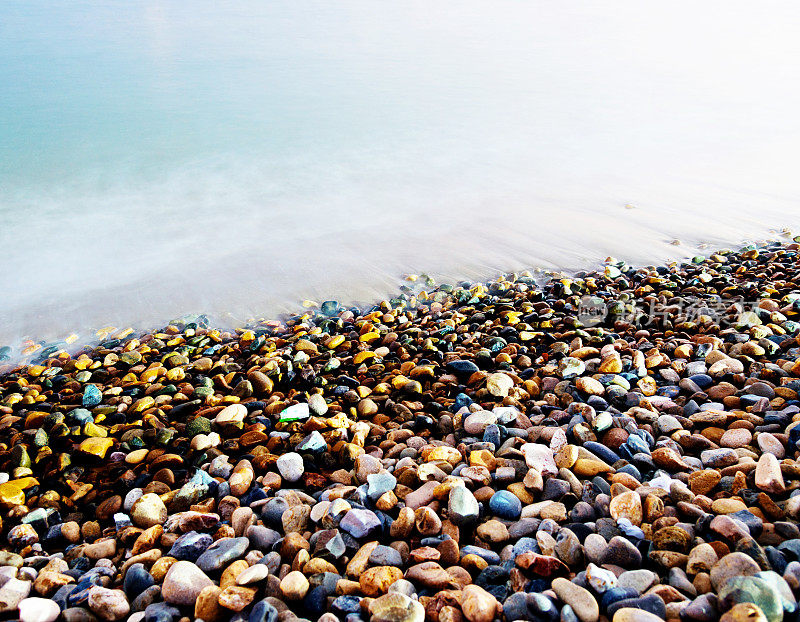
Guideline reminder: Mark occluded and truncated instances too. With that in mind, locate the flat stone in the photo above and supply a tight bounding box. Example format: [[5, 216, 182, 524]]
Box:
[[616, 570, 658, 594], [369, 593, 425, 622], [711, 553, 762, 590], [448, 485, 479, 526], [755, 453, 785, 494], [339, 508, 381, 538], [161, 561, 213, 606], [612, 608, 666, 622], [236, 564, 269, 585], [552, 577, 599, 622], [195, 537, 249, 572], [464, 411, 498, 435]]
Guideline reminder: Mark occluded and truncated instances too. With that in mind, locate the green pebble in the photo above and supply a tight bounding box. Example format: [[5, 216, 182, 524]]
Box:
[[75, 370, 92, 383], [194, 386, 214, 398], [33, 428, 49, 448], [186, 417, 212, 437], [155, 428, 176, 446]]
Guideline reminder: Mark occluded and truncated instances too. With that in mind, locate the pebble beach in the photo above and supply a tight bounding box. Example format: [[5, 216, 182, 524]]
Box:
[[3, 240, 800, 622]]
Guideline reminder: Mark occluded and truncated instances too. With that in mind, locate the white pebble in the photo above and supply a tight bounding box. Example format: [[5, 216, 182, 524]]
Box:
[[277, 452, 304, 482]]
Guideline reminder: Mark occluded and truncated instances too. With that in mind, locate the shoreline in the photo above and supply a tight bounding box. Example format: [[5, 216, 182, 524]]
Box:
[[2, 231, 796, 370], [1, 240, 800, 621]]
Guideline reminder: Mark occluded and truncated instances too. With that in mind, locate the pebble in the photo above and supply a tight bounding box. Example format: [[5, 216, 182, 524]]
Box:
[[279, 571, 309, 600], [161, 561, 213, 606], [461, 584, 500, 622], [18, 598, 60, 622], [2, 241, 800, 622], [612, 609, 666, 622], [552, 577, 599, 622], [86, 587, 129, 621], [276, 452, 304, 483], [369, 592, 425, 622], [755, 453, 786, 494], [489, 490, 522, 520], [718, 576, 783, 622], [130, 493, 168, 528]]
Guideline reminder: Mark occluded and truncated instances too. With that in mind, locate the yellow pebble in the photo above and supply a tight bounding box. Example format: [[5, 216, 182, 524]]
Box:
[[150, 557, 177, 581], [426, 446, 462, 464], [166, 368, 185, 382], [83, 422, 108, 438], [78, 437, 114, 458], [354, 351, 375, 365], [390, 375, 410, 390], [126, 449, 149, 464], [10, 477, 39, 490], [327, 335, 345, 349], [27, 365, 46, 377], [132, 396, 156, 413], [140, 368, 162, 383], [0, 482, 25, 506], [326, 412, 350, 429]]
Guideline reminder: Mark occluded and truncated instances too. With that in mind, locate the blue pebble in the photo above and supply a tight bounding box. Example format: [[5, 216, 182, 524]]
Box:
[[601, 587, 640, 611], [489, 490, 522, 520], [82, 385, 102, 407], [67, 408, 94, 426], [483, 424, 501, 448], [583, 441, 620, 465], [447, 360, 480, 376], [689, 374, 713, 389], [249, 600, 279, 622], [625, 434, 650, 455], [512, 537, 538, 557], [461, 545, 501, 565], [168, 531, 213, 562], [144, 602, 181, 622], [452, 392, 473, 412], [331, 596, 362, 617], [303, 586, 327, 615], [123, 563, 154, 598]]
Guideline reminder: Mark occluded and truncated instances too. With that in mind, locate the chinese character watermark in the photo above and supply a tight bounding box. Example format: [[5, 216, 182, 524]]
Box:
[[577, 295, 763, 328]]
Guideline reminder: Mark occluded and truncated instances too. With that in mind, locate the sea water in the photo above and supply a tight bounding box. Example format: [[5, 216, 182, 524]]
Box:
[[2, 1, 800, 351]]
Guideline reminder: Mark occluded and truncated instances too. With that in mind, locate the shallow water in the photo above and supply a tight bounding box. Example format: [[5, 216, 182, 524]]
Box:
[[2, 2, 800, 352]]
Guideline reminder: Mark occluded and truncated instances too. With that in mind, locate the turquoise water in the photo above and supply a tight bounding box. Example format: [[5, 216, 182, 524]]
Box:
[[2, 2, 800, 351]]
